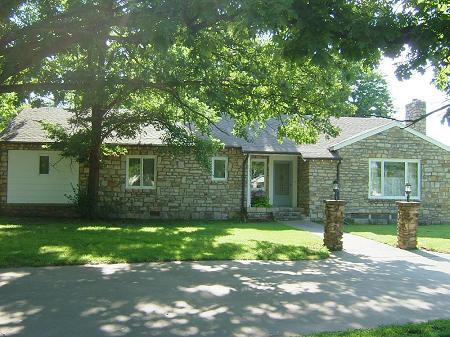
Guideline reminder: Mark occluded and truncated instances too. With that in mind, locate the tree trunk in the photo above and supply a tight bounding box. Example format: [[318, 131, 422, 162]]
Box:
[[86, 106, 104, 218]]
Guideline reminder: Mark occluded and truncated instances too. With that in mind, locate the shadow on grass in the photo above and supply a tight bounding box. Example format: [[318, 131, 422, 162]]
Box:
[[0, 217, 328, 268], [253, 240, 328, 260], [345, 224, 450, 240], [345, 224, 450, 254]]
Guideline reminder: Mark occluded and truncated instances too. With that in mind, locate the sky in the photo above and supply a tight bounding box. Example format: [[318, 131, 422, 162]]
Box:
[[379, 57, 449, 146]]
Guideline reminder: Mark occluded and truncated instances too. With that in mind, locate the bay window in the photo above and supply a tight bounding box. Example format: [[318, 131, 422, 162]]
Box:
[[369, 159, 420, 199]]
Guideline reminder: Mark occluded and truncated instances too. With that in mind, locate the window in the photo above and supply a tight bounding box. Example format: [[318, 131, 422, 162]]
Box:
[[251, 159, 266, 196], [369, 159, 420, 199], [39, 155, 50, 175], [212, 157, 228, 181], [126, 156, 156, 189]]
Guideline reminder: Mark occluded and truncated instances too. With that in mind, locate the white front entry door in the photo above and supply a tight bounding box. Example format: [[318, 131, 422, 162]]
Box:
[[273, 160, 293, 207]]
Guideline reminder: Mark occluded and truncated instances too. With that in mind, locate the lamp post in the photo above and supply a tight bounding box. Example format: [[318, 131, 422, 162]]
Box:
[[333, 180, 340, 201], [405, 182, 412, 202]]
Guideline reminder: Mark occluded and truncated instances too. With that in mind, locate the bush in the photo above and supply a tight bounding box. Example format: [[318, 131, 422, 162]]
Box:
[[65, 184, 90, 217], [251, 196, 271, 208]]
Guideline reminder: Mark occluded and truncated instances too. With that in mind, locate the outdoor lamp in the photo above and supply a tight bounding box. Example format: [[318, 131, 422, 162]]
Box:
[[333, 180, 340, 200], [405, 182, 412, 202]]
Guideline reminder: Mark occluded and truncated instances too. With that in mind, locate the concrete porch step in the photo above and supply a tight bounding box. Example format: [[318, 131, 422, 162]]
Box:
[[273, 211, 304, 221], [246, 207, 304, 221]]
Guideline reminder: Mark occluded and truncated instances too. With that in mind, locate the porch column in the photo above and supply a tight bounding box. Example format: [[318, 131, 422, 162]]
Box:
[[323, 200, 345, 251], [246, 154, 251, 208], [396, 201, 420, 250]]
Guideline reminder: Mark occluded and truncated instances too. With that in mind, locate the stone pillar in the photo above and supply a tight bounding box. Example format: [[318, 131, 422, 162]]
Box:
[[323, 200, 345, 251], [396, 201, 420, 249]]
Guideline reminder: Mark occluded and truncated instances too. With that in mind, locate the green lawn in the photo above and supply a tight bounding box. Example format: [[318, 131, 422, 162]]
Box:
[[0, 217, 328, 268], [345, 224, 450, 253], [306, 319, 450, 337]]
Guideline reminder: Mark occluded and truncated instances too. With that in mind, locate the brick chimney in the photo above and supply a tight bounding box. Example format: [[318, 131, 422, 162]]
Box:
[[405, 99, 426, 134]]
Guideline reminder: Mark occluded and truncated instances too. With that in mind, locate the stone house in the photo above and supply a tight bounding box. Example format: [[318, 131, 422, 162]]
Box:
[[1, 99, 449, 223]]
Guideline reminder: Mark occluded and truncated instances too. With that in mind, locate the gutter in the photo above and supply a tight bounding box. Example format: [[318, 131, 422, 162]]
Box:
[[336, 158, 342, 200], [242, 150, 341, 160], [241, 153, 249, 219]]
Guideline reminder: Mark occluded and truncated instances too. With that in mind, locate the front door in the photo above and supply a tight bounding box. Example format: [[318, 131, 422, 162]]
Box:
[[273, 160, 292, 207]]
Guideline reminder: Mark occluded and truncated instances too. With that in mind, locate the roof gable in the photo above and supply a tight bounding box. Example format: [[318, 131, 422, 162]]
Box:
[[329, 122, 450, 153]]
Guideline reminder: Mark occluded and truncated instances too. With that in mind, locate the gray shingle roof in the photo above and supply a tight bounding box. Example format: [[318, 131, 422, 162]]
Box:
[[0, 107, 393, 159]]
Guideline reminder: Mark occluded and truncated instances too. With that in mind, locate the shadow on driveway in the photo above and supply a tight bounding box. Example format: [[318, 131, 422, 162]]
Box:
[[1, 247, 450, 337]]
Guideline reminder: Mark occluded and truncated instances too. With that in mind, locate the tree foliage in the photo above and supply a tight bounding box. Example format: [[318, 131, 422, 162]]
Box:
[[350, 70, 395, 117], [0, 93, 19, 130]]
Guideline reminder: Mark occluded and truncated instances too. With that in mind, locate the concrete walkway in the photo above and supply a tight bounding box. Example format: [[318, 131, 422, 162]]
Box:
[[1, 222, 450, 337]]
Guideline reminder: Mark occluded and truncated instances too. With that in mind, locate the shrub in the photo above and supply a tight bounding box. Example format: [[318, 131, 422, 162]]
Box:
[[251, 196, 271, 208], [65, 184, 90, 217]]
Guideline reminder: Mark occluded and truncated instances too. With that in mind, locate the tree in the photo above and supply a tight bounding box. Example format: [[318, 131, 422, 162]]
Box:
[[392, 0, 450, 125], [0, 93, 19, 130], [350, 70, 395, 117]]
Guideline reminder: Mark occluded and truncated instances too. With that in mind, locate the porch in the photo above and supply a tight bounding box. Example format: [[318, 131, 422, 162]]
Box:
[[245, 154, 307, 220]]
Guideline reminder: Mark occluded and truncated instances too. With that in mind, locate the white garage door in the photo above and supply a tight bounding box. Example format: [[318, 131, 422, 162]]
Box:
[[7, 150, 79, 204]]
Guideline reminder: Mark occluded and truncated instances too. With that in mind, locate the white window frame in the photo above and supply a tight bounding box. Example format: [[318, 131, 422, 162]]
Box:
[[211, 156, 228, 182], [250, 158, 267, 192], [126, 155, 157, 189], [368, 158, 421, 200]]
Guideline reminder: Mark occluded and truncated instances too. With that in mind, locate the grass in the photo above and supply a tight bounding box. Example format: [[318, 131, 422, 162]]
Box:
[[305, 319, 450, 337], [345, 224, 450, 253], [0, 217, 329, 268]]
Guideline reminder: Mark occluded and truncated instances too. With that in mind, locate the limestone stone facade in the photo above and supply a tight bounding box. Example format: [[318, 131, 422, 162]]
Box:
[[89, 146, 246, 219], [297, 158, 309, 214], [299, 159, 338, 220], [290, 125, 450, 225], [338, 126, 450, 224]]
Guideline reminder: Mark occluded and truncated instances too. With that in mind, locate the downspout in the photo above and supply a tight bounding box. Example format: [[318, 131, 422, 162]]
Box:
[[336, 158, 341, 200], [241, 153, 249, 220]]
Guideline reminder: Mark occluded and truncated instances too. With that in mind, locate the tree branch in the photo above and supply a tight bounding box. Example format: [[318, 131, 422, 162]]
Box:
[[363, 103, 450, 127], [0, 79, 203, 94]]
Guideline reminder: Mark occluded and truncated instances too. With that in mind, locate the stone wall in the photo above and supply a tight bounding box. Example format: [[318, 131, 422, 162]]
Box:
[[338, 126, 450, 224], [85, 146, 246, 219], [297, 157, 310, 215], [306, 159, 338, 220]]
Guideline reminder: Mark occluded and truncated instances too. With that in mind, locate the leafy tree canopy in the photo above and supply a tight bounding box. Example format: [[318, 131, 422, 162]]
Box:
[[0, 93, 19, 130], [350, 70, 395, 117]]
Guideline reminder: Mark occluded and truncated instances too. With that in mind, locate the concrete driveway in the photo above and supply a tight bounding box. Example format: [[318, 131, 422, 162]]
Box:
[[1, 222, 450, 337]]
